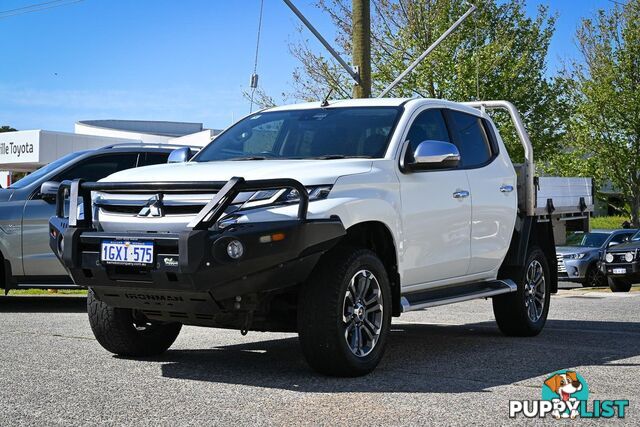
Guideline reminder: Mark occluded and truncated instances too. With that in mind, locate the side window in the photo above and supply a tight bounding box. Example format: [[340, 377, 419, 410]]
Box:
[[405, 109, 450, 157], [447, 110, 493, 168], [140, 152, 170, 166], [610, 233, 633, 245], [55, 153, 138, 183]]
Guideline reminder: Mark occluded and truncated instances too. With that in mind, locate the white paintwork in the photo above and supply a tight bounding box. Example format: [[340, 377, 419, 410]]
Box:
[[93, 98, 539, 296]]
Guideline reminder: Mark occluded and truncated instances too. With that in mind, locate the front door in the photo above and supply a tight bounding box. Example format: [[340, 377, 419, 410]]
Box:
[[22, 153, 139, 276], [398, 108, 472, 287]]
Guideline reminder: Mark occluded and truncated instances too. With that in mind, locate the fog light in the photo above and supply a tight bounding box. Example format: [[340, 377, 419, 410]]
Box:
[[226, 240, 244, 259], [625, 252, 635, 262], [605, 253, 614, 263]]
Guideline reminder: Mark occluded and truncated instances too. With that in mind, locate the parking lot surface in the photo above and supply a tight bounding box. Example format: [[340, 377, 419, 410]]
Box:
[[1, 285, 638, 426]]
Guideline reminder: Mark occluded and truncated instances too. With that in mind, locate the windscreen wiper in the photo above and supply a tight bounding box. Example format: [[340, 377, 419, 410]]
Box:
[[312, 155, 372, 160], [230, 156, 269, 161]]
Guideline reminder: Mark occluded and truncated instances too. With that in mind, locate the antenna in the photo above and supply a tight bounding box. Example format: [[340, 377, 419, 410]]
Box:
[[378, 3, 477, 98], [320, 87, 335, 107]]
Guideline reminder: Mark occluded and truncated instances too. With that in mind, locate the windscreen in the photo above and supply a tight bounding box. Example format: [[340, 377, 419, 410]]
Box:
[[9, 151, 88, 189], [577, 233, 609, 248], [194, 107, 401, 162]]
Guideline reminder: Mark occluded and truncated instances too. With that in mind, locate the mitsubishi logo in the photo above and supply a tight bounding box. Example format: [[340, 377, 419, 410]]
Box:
[[137, 194, 165, 217]]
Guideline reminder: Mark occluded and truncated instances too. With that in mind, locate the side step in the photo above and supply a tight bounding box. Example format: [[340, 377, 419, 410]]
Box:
[[400, 279, 517, 313]]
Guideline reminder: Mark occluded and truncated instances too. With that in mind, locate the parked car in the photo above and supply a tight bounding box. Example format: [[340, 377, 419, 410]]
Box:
[[50, 99, 593, 376], [600, 230, 640, 292], [556, 229, 637, 287], [0, 144, 197, 292]]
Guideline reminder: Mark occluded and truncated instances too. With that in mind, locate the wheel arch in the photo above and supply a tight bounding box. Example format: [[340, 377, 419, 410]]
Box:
[[499, 216, 558, 293], [342, 221, 402, 316]]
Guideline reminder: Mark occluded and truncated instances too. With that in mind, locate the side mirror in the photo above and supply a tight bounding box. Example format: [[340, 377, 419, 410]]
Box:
[[168, 147, 191, 163], [608, 241, 620, 247], [40, 181, 60, 202], [406, 140, 460, 171]]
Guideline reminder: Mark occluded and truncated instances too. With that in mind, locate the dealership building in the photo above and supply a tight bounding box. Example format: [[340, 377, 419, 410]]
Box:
[[0, 120, 219, 187]]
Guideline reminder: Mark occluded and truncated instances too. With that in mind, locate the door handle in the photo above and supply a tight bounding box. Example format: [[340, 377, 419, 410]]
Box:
[[500, 185, 514, 193], [453, 190, 470, 199]]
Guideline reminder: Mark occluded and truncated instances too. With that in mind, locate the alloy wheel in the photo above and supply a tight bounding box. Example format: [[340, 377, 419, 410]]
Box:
[[524, 259, 546, 322], [342, 269, 383, 357]]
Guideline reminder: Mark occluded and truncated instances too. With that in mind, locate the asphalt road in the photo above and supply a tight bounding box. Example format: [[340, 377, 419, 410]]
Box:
[[0, 284, 638, 426]]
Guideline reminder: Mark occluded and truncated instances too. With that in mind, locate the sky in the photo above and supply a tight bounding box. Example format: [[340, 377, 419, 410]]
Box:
[[0, 0, 616, 133]]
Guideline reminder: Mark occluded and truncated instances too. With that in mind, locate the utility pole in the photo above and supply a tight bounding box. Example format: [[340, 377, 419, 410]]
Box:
[[352, 0, 371, 98]]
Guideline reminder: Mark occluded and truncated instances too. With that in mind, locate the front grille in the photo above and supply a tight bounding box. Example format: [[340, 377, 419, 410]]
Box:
[[99, 204, 206, 216], [556, 254, 566, 273]]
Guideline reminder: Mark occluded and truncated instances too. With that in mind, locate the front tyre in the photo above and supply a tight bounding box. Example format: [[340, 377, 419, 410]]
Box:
[[583, 265, 606, 287], [87, 288, 182, 357], [298, 247, 391, 377], [493, 246, 551, 336], [608, 277, 632, 292]]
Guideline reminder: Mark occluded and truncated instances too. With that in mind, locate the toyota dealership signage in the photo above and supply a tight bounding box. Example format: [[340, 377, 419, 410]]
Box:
[[0, 131, 39, 164]]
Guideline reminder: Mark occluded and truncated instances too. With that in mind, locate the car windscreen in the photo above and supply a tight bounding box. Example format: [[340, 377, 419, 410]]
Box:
[[8, 151, 88, 189], [577, 232, 609, 247], [632, 231, 640, 241], [193, 107, 401, 162]]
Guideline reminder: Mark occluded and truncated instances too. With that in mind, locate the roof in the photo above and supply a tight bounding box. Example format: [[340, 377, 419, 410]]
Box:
[[263, 97, 485, 117], [588, 229, 638, 233]]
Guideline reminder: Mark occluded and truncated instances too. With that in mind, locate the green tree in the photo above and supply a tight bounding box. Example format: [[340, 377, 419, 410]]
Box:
[[555, 1, 640, 225], [286, 0, 565, 162], [0, 126, 16, 133]]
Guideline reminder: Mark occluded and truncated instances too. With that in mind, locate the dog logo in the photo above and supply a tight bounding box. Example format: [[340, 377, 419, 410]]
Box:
[[510, 369, 628, 419], [543, 371, 587, 419]]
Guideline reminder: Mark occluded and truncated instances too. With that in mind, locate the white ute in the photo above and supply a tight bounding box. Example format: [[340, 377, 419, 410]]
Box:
[[50, 98, 593, 376]]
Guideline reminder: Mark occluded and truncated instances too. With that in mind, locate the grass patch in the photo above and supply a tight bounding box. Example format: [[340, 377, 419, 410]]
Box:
[[8, 289, 87, 296], [590, 216, 630, 230]]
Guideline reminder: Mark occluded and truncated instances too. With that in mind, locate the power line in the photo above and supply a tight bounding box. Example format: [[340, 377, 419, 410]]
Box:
[[0, 0, 84, 19]]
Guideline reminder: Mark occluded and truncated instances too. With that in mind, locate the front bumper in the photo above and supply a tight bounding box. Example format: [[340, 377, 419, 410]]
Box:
[[600, 260, 640, 278], [49, 177, 345, 320], [557, 256, 591, 281]]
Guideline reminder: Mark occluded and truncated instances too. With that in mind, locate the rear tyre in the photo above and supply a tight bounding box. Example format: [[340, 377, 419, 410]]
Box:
[[493, 246, 551, 337], [87, 288, 182, 357], [298, 247, 391, 377], [608, 277, 632, 292], [583, 265, 606, 288]]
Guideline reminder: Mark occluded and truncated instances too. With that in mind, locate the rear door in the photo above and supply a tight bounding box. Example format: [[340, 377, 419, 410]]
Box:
[[445, 110, 517, 276], [22, 153, 139, 276], [398, 108, 472, 287]]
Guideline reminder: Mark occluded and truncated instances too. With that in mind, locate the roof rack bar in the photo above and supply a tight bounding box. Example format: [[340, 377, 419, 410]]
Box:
[[378, 3, 476, 98]]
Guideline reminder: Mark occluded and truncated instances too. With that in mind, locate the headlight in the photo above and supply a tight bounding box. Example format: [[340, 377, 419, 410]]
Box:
[[280, 185, 332, 203], [565, 253, 587, 260], [625, 252, 635, 262], [605, 253, 614, 263]]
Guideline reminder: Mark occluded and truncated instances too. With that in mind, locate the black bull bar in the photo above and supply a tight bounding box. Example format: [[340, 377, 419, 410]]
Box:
[[48, 177, 345, 303]]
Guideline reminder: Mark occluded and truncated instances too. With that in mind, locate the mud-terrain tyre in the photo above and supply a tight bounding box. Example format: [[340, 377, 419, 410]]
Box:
[[87, 288, 182, 357], [608, 277, 632, 292], [493, 246, 551, 337], [298, 247, 392, 377]]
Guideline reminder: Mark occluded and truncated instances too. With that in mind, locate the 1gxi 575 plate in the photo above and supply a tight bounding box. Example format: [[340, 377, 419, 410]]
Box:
[[101, 240, 154, 266]]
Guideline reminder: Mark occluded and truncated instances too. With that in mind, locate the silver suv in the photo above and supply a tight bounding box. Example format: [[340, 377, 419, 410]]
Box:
[[0, 144, 194, 291], [556, 229, 637, 287]]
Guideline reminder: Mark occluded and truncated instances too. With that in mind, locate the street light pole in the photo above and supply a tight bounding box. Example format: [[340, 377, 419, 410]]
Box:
[[352, 0, 371, 98]]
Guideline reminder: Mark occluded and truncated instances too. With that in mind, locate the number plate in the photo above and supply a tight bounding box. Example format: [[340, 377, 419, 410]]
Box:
[[101, 240, 154, 265], [613, 268, 627, 275]]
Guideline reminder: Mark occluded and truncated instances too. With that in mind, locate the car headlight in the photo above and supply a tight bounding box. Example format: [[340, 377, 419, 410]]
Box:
[[279, 185, 332, 203], [625, 252, 635, 262], [564, 253, 587, 260], [605, 253, 614, 263]]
